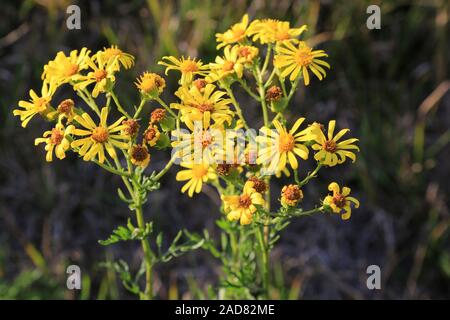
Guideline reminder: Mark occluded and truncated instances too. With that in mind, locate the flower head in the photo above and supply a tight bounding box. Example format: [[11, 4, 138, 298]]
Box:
[[158, 56, 208, 85], [97, 45, 134, 70], [257, 118, 316, 174], [135, 72, 165, 98], [47, 98, 76, 123], [71, 107, 130, 163], [42, 47, 90, 85], [311, 121, 359, 166], [215, 14, 250, 49], [274, 40, 330, 85], [35, 122, 74, 162], [235, 45, 259, 65], [129, 144, 150, 168], [143, 124, 161, 147], [13, 80, 56, 127], [176, 163, 217, 197], [207, 46, 244, 82], [248, 19, 307, 44], [172, 84, 233, 130], [150, 108, 166, 124], [121, 119, 140, 138], [281, 184, 303, 207], [221, 181, 265, 225], [73, 52, 119, 97], [323, 182, 359, 220]]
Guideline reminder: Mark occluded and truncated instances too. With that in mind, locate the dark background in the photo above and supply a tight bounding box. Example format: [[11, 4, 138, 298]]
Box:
[[0, 0, 449, 299]]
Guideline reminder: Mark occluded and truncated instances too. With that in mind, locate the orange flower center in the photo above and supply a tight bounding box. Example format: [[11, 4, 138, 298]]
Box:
[[196, 102, 214, 113], [91, 127, 109, 143], [323, 140, 337, 153], [94, 69, 107, 82], [238, 47, 251, 58], [35, 97, 48, 111], [131, 145, 149, 162], [222, 61, 235, 72], [192, 165, 208, 179], [333, 193, 346, 208], [65, 63, 79, 76], [283, 185, 302, 201], [239, 194, 252, 208], [50, 128, 64, 145], [144, 127, 158, 141], [181, 61, 199, 73], [58, 99, 74, 114], [295, 47, 313, 67], [278, 133, 295, 152]]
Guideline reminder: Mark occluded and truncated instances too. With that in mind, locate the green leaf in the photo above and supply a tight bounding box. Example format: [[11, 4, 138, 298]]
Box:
[[155, 132, 171, 149], [159, 116, 175, 132]]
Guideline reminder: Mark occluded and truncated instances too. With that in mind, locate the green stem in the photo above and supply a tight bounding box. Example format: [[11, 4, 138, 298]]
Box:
[[77, 89, 101, 116], [238, 79, 261, 101], [223, 84, 249, 129], [133, 99, 146, 119], [299, 163, 322, 186], [135, 204, 154, 300], [154, 157, 175, 181], [110, 91, 131, 118], [155, 97, 177, 118], [255, 222, 269, 298]]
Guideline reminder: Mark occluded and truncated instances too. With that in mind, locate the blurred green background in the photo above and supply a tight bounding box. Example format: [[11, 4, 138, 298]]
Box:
[[0, 0, 449, 299]]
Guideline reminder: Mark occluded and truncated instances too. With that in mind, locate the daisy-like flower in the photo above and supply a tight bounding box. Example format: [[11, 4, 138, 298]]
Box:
[[176, 163, 217, 197], [47, 99, 76, 123], [129, 144, 150, 168], [158, 56, 208, 85], [310, 120, 359, 167], [215, 14, 250, 49], [71, 107, 130, 163], [235, 45, 259, 66], [248, 19, 307, 44], [257, 118, 316, 174], [96, 45, 135, 70], [206, 46, 244, 82], [143, 124, 161, 147], [73, 52, 119, 97], [13, 80, 57, 127], [121, 119, 140, 138], [323, 182, 359, 220], [135, 72, 165, 98], [35, 122, 74, 162], [172, 84, 234, 131], [221, 181, 265, 225], [274, 40, 330, 85], [280, 184, 303, 207], [42, 47, 90, 85]]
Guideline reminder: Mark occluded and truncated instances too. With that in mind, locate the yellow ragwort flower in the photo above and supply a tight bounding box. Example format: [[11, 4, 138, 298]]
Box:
[[158, 56, 208, 85], [172, 84, 234, 130], [143, 124, 161, 147], [13, 80, 56, 127], [35, 122, 74, 162], [215, 14, 250, 49], [235, 44, 259, 65], [311, 120, 359, 167], [42, 47, 90, 85], [71, 107, 130, 163], [257, 118, 315, 173], [73, 52, 119, 97], [248, 19, 307, 44], [207, 46, 244, 82], [221, 181, 265, 225], [280, 184, 303, 207], [96, 45, 135, 70], [323, 182, 359, 220], [47, 99, 76, 123], [135, 72, 166, 98], [129, 144, 150, 168], [176, 163, 217, 197], [274, 40, 330, 85]]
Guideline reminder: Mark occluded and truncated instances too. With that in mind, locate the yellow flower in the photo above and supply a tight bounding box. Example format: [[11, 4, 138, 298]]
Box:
[[311, 120, 359, 167], [129, 144, 150, 168], [248, 19, 307, 44], [158, 56, 208, 85], [235, 45, 259, 65], [35, 122, 74, 162], [73, 52, 119, 97], [207, 46, 244, 82], [47, 99, 76, 123], [172, 84, 234, 131], [280, 184, 303, 207], [71, 107, 130, 163], [257, 118, 315, 173], [42, 47, 90, 85], [176, 163, 217, 197], [274, 40, 330, 85], [143, 124, 161, 147], [135, 72, 166, 98], [221, 181, 265, 225], [13, 80, 56, 127], [323, 182, 359, 220], [96, 45, 134, 70], [215, 14, 250, 49]]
